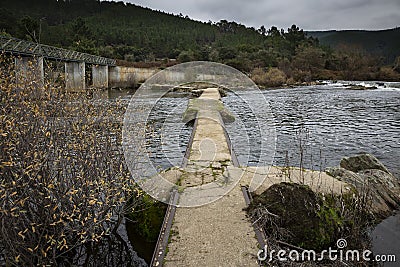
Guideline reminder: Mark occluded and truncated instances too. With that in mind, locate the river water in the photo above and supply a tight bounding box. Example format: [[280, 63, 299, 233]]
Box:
[[139, 81, 400, 176], [222, 81, 400, 266], [116, 80, 400, 265], [223, 81, 400, 176]]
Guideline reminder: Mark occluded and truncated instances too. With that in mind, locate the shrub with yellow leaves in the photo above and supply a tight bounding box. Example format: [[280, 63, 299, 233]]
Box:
[[0, 54, 144, 266]]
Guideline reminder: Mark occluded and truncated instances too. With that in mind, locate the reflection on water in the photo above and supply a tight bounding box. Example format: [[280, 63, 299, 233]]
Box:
[[126, 221, 156, 264]]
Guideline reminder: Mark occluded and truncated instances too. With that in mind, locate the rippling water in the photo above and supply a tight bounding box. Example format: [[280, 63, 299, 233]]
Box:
[[145, 97, 192, 171], [118, 81, 399, 264], [140, 82, 399, 177], [223, 82, 400, 176]]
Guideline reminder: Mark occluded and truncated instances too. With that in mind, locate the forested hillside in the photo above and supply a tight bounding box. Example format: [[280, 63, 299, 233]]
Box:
[[1, 0, 399, 83], [0, 0, 268, 62], [308, 28, 400, 64]]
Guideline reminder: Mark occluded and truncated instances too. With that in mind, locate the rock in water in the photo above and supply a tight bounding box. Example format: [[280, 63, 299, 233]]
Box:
[[328, 154, 400, 218], [340, 153, 391, 174]]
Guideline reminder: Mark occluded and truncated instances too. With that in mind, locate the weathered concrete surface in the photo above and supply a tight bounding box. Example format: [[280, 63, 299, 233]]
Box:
[[65, 61, 85, 91], [183, 88, 232, 185], [109, 66, 158, 88], [164, 88, 260, 266], [15, 56, 44, 87], [242, 166, 353, 196], [177, 88, 237, 207], [182, 98, 235, 124], [92, 65, 108, 88], [164, 179, 260, 267]]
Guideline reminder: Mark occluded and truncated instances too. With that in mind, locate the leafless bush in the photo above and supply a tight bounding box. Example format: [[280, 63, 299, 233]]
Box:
[[0, 54, 141, 266], [251, 67, 287, 87]]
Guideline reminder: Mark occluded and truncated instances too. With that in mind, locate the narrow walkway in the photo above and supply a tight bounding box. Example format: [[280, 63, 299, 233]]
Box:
[[164, 181, 259, 266], [163, 89, 260, 266], [159, 88, 351, 266]]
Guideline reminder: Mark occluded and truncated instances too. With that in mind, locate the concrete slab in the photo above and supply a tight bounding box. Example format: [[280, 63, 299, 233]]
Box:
[[162, 87, 352, 266], [163, 88, 260, 266]]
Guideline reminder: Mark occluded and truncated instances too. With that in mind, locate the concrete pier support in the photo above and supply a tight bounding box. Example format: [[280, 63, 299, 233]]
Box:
[[92, 65, 108, 88], [15, 56, 44, 87], [109, 66, 132, 88], [65, 62, 85, 91]]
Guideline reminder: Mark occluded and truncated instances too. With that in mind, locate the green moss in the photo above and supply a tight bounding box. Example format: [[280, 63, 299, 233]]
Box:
[[247, 182, 372, 251], [126, 193, 167, 242], [315, 200, 343, 249], [177, 186, 185, 193], [176, 172, 187, 186]]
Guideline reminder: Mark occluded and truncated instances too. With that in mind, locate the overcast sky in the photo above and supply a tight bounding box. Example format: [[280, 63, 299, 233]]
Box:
[[120, 0, 400, 31]]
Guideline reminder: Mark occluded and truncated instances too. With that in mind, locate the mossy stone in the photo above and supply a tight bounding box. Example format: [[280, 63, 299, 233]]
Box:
[[126, 194, 167, 242], [248, 182, 345, 251]]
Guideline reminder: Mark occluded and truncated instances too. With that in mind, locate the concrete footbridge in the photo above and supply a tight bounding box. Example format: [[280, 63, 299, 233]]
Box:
[[159, 88, 262, 266], [122, 61, 352, 267], [146, 87, 349, 266], [1, 36, 157, 90]]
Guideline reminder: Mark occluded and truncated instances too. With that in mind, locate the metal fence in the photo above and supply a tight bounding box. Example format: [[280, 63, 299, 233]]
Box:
[[0, 36, 116, 66]]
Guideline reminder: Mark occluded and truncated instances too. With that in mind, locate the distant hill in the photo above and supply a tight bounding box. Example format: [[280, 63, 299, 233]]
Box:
[[1, 0, 399, 81], [307, 28, 400, 64], [0, 0, 265, 61]]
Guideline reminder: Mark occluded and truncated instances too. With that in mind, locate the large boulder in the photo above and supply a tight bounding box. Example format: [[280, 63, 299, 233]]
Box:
[[248, 183, 339, 250], [327, 154, 400, 218], [340, 153, 390, 174]]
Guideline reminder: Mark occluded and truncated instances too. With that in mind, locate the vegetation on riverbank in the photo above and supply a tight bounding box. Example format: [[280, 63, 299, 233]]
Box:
[[247, 182, 372, 256], [125, 192, 167, 243], [1, 0, 400, 86], [0, 55, 144, 266]]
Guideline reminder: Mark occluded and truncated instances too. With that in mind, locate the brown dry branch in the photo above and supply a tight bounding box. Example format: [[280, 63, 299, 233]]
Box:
[[0, 54, 143, 266]]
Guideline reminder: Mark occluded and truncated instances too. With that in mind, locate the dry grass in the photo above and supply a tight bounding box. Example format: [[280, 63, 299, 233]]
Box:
[[246, 127, 375, 266], [251, 67, 287, 87]]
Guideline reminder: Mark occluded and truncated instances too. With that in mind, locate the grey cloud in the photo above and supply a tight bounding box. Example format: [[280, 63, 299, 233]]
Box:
[[124, 0, 400, 30]]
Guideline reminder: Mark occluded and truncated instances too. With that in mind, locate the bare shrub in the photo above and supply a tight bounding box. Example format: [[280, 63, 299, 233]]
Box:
[[265, 68, 287, 87], [0, 54, 141, 266], [251, 67, 287, 87], [378, 66, 400, 81], [250, 67, 267, 85]]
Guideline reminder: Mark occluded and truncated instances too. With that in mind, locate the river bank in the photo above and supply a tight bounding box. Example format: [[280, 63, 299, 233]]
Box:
[[127, 154, 399, 266]]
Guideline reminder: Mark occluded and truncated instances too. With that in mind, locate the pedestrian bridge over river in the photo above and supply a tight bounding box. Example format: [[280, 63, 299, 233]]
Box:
[[142, 88, 349, 266], [157, 87, 263, 266], [120, 62, 350, 266], [0, 36, 157, 90]]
